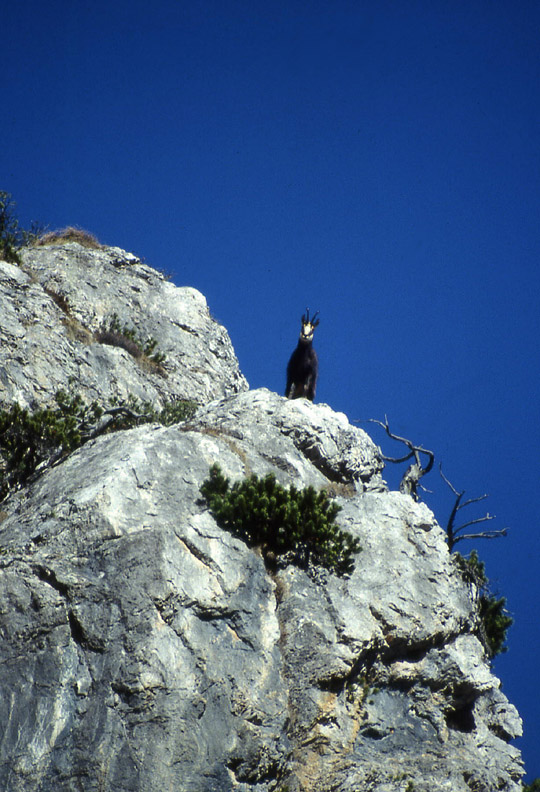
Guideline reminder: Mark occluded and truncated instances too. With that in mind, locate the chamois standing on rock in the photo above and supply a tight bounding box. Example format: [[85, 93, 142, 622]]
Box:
[[285, 309, 320, 401]]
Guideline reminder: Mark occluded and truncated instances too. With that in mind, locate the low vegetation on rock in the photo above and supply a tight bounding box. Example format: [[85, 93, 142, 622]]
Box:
[[95, 313, 167, 368], [34, 226, 102, 248], [371, 416, 514, 661], [0, 192, 99, 263], [0, 191, 42, 263], [454, 550, 514, 659], [0, 391, 197, 500], [0, 391, 102, 499], [200, 463, 361, 575]]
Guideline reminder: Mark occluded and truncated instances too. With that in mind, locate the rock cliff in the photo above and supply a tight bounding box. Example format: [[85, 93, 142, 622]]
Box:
[[0, 243, 523, 791], [0, 242, 247, 409]]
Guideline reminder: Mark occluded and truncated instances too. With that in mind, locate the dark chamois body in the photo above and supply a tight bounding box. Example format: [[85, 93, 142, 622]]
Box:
[[285, 309, 320, 401]]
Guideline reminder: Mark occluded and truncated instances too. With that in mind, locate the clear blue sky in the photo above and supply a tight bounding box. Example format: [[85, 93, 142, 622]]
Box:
[[4, 0, 540, 780]]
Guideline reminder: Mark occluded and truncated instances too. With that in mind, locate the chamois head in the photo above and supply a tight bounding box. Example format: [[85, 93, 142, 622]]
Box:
[[300, 308, 320, 343]]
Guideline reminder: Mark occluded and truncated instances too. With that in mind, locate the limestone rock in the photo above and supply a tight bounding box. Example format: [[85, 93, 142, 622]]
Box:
[[0, 243, 247, 409], [191, 387, 386, 491], [0, 387, 523, 791], [0, 243, 523, 790]]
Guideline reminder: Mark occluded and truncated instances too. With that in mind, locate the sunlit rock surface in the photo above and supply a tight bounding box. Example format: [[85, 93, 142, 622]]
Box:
[[0, 242, 247, 409], [0, 243, 523, 791]]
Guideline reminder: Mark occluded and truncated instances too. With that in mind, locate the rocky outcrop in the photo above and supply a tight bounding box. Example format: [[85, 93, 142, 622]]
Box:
[[0, 244, 523, 791], [0, 242, 247, 409]]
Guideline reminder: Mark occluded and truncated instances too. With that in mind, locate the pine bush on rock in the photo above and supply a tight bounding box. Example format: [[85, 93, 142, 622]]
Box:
[[454, 550, 513, 659], [0, 392, 197, 500], [200, 464, 361, 575], [0, 190, 42, 263], [0, 391, 102, 499]]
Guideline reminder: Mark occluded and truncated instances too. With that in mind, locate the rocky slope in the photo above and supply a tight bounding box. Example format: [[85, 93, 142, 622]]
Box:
[[0, 241, 247, 409], [0, 243, 524, 791]]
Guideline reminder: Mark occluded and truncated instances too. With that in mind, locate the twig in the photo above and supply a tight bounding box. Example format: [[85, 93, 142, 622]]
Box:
[[440, 464, 508, 551]]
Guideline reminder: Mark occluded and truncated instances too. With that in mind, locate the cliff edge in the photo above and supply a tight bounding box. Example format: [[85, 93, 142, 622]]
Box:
[[0, 243, 523, 791]]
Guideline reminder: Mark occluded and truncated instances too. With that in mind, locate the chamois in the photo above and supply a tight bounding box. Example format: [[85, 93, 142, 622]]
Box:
[[285, 309, 320, 401]]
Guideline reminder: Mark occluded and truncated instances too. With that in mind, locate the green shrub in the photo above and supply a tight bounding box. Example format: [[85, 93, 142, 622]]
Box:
[[0, 191, 42, 264], [105, 395, 198, 428], [0, 391, 102, 499], [200, 464, 361, 575], [454, 550, 513, 659], [0, 191, 21, 263], [0, 392, 197, 500], [95, 314, 167, 366]]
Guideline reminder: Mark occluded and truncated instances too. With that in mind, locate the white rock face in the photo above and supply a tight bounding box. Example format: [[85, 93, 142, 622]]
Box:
[[0, 244, 523, 791], [0, 243, 247, 408]]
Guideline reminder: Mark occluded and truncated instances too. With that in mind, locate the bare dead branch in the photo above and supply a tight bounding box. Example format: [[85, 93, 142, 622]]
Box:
[[451, 528, 508, 546], [381, 450, 416, 464], [79, 407, 149, 442], [439, 465, 460, 496], [460, 494, 489, 509], [456, 514, 496, 532], [368, 416, 434, 501], [440, 464, 508, 551]]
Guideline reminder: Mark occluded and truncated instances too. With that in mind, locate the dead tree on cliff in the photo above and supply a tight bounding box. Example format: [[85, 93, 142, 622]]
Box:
[[440, 465, 508, 552], [369, 416, 434, 501]]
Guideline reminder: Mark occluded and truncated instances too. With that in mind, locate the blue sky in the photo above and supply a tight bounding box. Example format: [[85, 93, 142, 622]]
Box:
[[4, 0, 540, 780]]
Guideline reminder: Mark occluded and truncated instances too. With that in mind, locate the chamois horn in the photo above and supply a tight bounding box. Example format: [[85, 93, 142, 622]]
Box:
[[302, 308, 320, 326]]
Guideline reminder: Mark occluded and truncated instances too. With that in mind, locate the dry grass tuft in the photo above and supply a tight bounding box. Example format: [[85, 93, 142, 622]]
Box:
[[94, 329, 142, 359], [35, 227, 102, 249]]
